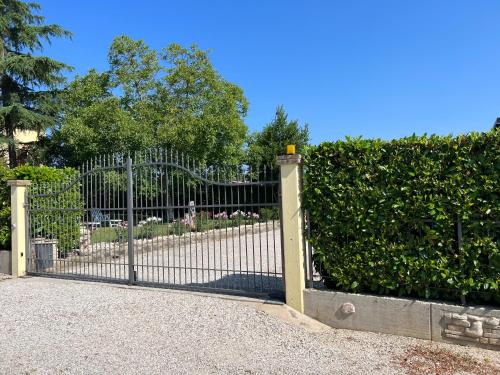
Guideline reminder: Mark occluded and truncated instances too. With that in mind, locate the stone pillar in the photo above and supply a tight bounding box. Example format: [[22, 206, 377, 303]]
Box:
[[277, 154, 305, 313], [7, 180, 31, 277]]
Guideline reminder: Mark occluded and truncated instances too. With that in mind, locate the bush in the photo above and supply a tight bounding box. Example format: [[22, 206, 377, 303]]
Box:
[[0, 165, 82, 254], [260, 207, 280, 221], [303, 131, 500, 305], [135, 221, 156, 240]]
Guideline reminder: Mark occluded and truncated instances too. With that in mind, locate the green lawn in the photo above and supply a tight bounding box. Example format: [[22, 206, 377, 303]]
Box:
[[90, 218, 263, 244]]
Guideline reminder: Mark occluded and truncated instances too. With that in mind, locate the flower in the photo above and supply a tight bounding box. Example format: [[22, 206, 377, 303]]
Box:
[[229, 210, 259, 220], [214, 211, 228, 220], [230, 210, 246, 219]]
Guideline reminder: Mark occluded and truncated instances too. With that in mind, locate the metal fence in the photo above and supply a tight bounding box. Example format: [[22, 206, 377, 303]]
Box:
[[27, 150, 284, 299]]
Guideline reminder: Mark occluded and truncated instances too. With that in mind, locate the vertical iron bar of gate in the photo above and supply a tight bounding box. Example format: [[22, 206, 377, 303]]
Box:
[[305, 210, 314, 288], [126, 156, 135, 284]]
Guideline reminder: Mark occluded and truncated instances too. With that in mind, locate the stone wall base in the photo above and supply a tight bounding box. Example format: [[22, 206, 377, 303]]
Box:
[[303, 289, 500, 351], [0, 250, 12, 274]]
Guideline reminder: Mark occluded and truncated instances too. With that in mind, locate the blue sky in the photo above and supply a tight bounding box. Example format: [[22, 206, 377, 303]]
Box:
[[37, 0, 500, 144]]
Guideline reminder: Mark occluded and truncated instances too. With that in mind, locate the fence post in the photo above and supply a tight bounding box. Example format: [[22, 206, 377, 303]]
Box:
[[7, 180, 31, 277], [126, 156, 135, 284], [277, 153, 305, 313]]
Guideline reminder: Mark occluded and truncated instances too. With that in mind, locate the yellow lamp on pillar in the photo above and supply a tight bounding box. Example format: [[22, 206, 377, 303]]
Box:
[[286, 144, 296, 155]]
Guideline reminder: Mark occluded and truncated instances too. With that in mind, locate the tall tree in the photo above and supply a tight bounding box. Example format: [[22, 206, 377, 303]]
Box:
[[246, 106, 309, 167], [157, 43, 248, 165], [0, 0, 71, 167], [52, 37, 248, 167]]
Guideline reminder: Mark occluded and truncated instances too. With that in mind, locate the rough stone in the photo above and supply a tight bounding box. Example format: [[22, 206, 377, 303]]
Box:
[[444, 333, 478, 342], [484, 332, 500, 339], [452, 313, 468, 320], [446, 324, 465, 333], [451, 319, 471, 328], [490, 338, 500, 345], [464, 321, 483, 338], [467, 315, 485, 322], [340, 302, 355, 315], [484, 317, 500, 327]]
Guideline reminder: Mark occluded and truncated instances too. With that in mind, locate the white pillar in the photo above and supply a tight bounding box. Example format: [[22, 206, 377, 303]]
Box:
[[277, 154, 305, 313], [7, 180, 31, 277]]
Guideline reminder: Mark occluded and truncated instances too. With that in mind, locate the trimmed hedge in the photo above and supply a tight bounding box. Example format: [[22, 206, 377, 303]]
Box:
[[303, 131, 500, 305], [0, 165, 82, 253]]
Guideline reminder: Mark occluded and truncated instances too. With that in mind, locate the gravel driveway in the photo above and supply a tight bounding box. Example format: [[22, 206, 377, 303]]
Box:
[[37, 223, 283, 294], [0, 276, 498, 375]]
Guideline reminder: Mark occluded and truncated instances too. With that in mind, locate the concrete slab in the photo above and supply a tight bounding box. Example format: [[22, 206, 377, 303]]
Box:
[[303, 289, 431, 340]]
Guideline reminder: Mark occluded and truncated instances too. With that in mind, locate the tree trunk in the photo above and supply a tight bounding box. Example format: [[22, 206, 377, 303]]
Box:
[[5, 116, 17, 168]]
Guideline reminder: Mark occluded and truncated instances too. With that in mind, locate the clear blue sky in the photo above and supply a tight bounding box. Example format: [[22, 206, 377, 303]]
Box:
[[37, 0, 500, 144]]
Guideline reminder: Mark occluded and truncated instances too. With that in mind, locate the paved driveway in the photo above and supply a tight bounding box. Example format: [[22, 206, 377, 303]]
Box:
[[0, 277, 498, 374]]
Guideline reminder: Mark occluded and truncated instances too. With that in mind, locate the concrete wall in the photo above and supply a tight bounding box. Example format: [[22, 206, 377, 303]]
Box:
[[0, 250, 11, 274], [304, 289, 500, 351]]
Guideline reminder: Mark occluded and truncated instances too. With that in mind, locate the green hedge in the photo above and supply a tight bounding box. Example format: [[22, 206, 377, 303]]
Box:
[[303, 131, 500, 305], [0, 165, 82, 254]]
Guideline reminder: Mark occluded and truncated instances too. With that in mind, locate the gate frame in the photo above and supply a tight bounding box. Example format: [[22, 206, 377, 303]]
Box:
[[8, 151, 305, 312]]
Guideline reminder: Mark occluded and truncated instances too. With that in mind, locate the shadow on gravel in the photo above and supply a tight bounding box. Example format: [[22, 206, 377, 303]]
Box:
[[184, 273, 285, 300]]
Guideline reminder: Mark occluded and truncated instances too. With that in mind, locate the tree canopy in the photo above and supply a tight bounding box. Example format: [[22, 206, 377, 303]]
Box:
[[51, 36, 249, 167], [246, 106, 309, 167], [0, 0, 72, 167]]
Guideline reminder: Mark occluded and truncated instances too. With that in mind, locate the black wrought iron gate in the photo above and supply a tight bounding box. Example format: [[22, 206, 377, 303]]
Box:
[[26, 150, 284, 298]]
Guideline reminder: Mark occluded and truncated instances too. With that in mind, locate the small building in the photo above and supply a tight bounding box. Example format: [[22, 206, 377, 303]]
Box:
[[0, 130, 39, 166]]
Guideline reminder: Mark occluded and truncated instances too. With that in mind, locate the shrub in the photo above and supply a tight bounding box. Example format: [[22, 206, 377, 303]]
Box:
[[260, 207, 280, 221], [0, 165, 82, 254], [198, 211, 212, 222], [303, 131, 500, 305], [135, 221, 156, 240]]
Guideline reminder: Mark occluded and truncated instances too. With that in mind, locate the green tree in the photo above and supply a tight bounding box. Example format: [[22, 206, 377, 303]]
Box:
[[0, 0, 71, 167], [246, 106, 309, 167], [156, 43, 248, 166], [51, 37, 248, 167], [51, 69, 152, 166]]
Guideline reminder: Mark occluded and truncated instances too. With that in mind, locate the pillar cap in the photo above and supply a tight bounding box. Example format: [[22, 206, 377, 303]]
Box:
[[277, 154, 302, 165], [7, 180, 31, 187]]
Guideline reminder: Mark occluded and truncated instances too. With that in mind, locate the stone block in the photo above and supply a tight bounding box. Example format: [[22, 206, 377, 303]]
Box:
[[0, 250, 11, 274], [451, 319, 470, 327], [485, 317, 500, 327], [444, 333, 478, 342], [464, 321, 483, 338], [446, 324, 465, 333], [484, 332, 500, 339], [430, 303, 500, 344]]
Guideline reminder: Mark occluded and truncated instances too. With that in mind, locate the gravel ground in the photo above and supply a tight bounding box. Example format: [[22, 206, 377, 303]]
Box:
[[0, 276, 498, 375]]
